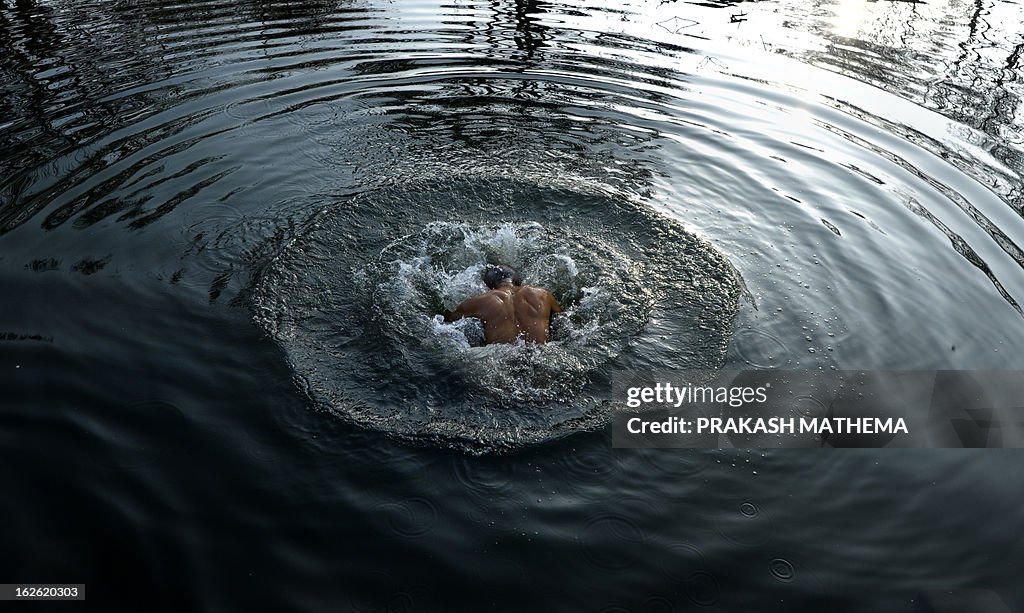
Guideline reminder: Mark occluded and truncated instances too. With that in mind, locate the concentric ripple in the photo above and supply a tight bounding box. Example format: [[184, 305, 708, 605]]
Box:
[[249, 178, 741, 452], [4, 0, 1024, 443], [4, 0, 1024, 608]]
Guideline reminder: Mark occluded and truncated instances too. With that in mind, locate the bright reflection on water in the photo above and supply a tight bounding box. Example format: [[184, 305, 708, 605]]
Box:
[[1, 0, 1023, 610]]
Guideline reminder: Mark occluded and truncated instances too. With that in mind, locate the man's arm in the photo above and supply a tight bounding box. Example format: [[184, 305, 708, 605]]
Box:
[[444, 303, 467, 323], [548, 291, 562, 314], [445, 295, 485, 322]]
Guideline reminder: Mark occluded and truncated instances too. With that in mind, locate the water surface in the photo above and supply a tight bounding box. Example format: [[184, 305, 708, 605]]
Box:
[[2, 0, 1023, 610]]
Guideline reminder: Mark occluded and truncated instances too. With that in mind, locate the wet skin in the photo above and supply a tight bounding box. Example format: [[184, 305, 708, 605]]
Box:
[[445, 282, 562, 344]]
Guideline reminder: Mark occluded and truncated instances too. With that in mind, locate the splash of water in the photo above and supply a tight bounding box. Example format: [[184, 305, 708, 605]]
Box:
[[249, 178, 741, 453]]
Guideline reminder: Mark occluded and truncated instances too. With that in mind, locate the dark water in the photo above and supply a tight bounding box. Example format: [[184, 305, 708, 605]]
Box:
[[2, 0, 1023, 610]]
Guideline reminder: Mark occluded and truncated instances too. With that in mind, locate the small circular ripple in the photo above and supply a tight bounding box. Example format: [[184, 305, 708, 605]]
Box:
[[638, 448, 708, 480], [713, 499, 772, 546], [657, 543, 706, 583], [733, 329, 790, 368], [348, 571, 394, 612], [561, 443, 618, 482], [375, 497, 438, 538], [224, 98, 276, 122], [579, 514, 646, 570], [683, 571, 721, 606], [769, 557, 796, 582], [347, 570, 428, 613], [641, 596, 676, 613], [451, 455, 516, 502]]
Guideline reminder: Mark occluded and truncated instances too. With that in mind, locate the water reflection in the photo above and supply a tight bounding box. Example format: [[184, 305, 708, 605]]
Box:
[[657, 0, 1021, 184], [793, 0, 1022, 171], [1, 0, 1023, 336], [2, 0, 1021, 232], [453, 0, 548, 60], [644, 0, 1024, 278], [825, 0, 1023, 238], [252, 0, 341, 26]]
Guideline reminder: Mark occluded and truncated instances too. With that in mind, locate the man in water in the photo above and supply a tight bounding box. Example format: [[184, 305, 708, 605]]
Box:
[[445, 264, 562, 344]]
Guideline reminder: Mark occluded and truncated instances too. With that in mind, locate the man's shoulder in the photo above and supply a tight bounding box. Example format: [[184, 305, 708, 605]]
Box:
[[468, 289, 513, 307], [467, 290, 503, 303], [516, 285, 555, 303]]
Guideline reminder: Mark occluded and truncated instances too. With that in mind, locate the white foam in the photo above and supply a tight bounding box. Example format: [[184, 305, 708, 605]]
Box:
[[430, 314, 483, 348]]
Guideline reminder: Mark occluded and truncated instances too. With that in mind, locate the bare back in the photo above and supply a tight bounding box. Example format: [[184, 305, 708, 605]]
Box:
[[446, 285, 562, 344]]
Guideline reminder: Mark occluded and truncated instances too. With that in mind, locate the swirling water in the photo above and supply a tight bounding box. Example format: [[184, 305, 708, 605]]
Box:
[[2, 0, 1023, 610]]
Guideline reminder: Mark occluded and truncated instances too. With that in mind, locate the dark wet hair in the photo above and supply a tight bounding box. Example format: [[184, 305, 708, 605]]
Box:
[[482, 264, 521, 289]]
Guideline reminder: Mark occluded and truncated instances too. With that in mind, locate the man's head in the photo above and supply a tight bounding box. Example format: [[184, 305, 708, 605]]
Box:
[[482, 264, 521, 289]]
